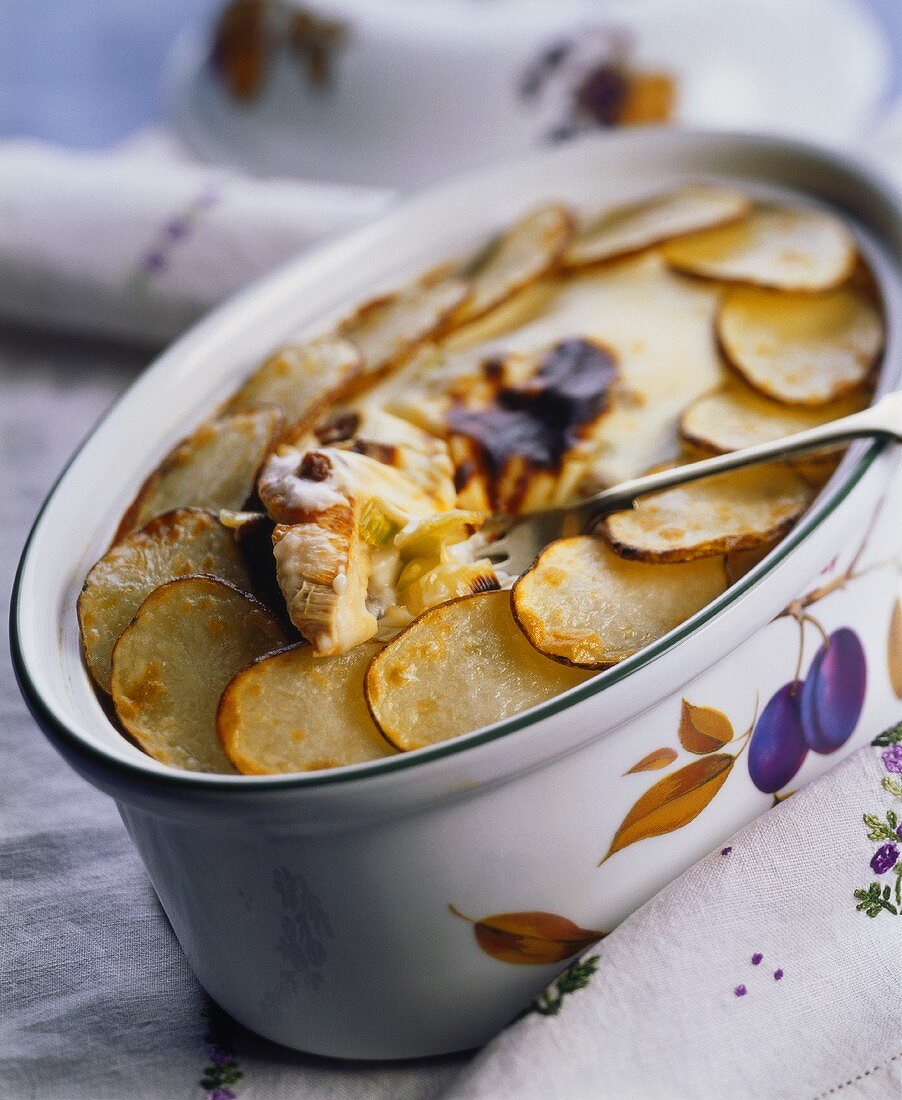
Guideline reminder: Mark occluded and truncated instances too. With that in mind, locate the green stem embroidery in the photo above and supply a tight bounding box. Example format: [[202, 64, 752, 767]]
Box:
[[853, 881, 899, 918], [519, 955, 600, 1019]]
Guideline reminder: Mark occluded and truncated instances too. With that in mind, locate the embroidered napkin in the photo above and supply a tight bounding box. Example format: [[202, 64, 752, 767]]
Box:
[[0, 132, 393, 345], [440, 738, 902, 1100]]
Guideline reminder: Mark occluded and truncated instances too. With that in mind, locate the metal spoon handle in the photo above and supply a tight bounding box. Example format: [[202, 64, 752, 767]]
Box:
[[583, 389, 902, 526]]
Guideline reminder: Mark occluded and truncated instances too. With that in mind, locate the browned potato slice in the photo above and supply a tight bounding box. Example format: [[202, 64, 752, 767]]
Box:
[[227, 336, 361, 435], [679, 382, 867, 454], [78, 508, 252, 695], [602, 463, 813, 563], [218, 641, 395, 774], [338, 276, 470, 378], [455, 204, 574, 324], [117, 407, 283, 540], [563, 183, 750, 268], [111, 576, 286, 773], [365, 590, 591, 749], [662, 205, 856, 291], [512, 537, 727, 668], [717, 285, 883, 405]]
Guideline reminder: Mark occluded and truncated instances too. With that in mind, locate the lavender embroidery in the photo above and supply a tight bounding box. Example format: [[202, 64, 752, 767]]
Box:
[[130, 184, 221, 290], [199, 1003, 242, 1100], [852, 724, 902, 918]]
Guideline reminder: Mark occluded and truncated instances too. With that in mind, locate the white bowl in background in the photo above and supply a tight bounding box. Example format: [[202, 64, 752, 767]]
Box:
[[11, 130, 902, 1059], [167, 0, 890, 188]]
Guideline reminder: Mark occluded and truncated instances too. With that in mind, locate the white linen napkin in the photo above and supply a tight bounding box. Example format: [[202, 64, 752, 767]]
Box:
[[439, 736, 902, 1100], [0, 132, 393, 345]]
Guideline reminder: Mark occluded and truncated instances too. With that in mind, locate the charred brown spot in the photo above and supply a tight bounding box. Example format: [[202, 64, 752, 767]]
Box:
[[447, 338, 618, 508], [315, 410, 360, 444], [482, 357, 505, 382], [453, 459, 478, 493], [299, 451, 333, 482], [470, 574, 501, 595], [352, 440, 397, 466]]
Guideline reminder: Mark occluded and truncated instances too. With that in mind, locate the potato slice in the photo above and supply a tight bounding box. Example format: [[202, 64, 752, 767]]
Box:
[[661, 204, 856, 291], [602, 463, 813, 563], [455, 204, 574, 324], [365, 590, 591, 749], [79, 508, 252, 695], [717, 284, 883, 405], [227, 336, 361, 436], [218, 641, 395, 774], [512, 537, 727, 668], [680, 382, 867, 454], [116, 407, 283, 540], [338, 276, 470, 378], [563, 183, 750, 268], [111, 576, 286, 773]]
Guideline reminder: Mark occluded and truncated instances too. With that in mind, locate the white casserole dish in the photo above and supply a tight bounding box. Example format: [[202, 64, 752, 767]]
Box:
[[11, 130, 902, 1059]]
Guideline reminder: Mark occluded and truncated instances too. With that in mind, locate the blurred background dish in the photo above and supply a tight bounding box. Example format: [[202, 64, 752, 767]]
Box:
[[166, 0, 892, 187]]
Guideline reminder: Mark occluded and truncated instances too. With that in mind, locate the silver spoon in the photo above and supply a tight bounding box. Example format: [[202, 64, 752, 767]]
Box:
[[484, 389, 902, 577]]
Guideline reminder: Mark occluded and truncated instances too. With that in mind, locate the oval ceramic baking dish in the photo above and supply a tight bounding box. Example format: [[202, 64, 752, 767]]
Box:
[[11, 131, 902, 1059]]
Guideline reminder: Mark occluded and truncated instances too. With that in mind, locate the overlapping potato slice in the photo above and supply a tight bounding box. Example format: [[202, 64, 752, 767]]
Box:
[[679, 382, 867, 454], [717, 284, 882, 405], [563, 183, 750, 268], [455, 204, 573, 324], [116, 407, 283, 540], [512, 537, 727, 668], [79, 508, 252, 695], [111, 576, 286, 772], [661, 204, 856, 291], [338, 275, 469, 379], [365, 590, 591, 749], [602, 462, 813, 563], [218, 641, 395, 773], [227, 336, 361, 436]]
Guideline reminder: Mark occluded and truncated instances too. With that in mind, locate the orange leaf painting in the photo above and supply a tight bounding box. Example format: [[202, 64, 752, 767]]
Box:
[[889, 597, 902, 700], [449, 905, 604, 965], [678, 699, 734, 754], [624, 747, 678, 774], [600, 753, 735, 864]]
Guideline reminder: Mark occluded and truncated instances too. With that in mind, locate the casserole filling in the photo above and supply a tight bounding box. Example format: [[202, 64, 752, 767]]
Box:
[[77, 185, 883, 773]]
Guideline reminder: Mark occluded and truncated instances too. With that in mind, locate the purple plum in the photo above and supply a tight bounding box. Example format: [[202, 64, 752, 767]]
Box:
[[800, 628, 866, 754], [748, 682, 808, 793]]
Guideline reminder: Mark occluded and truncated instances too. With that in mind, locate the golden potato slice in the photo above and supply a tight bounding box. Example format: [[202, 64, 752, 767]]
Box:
[[365, 590, 591, 749], [661, 204, 856, 291], [512, 537, 727, 668], [338, 276, 470, 378], [602, 463, 813, 563], [455, 204, 574, 324], [117, 407, 283, 540], [218, 641, 395, 774], [563, 183, 750, 268], [79, 508, 252, 695], [717, 284, 883, 405], [111, 576, 286, 773], [679, 382, 868, 454], [227, 336, 361, 436]]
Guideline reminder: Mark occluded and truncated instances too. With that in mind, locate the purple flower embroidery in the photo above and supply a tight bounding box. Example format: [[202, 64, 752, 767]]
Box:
[[881, 745, 902, 774], [774, 969, 784, 981], [721, 846, 732, 856], [870, 843, 899, 875], [751, 953, 762, 966], [734, 984, 747, 997], [141, 250, 166, 275]]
